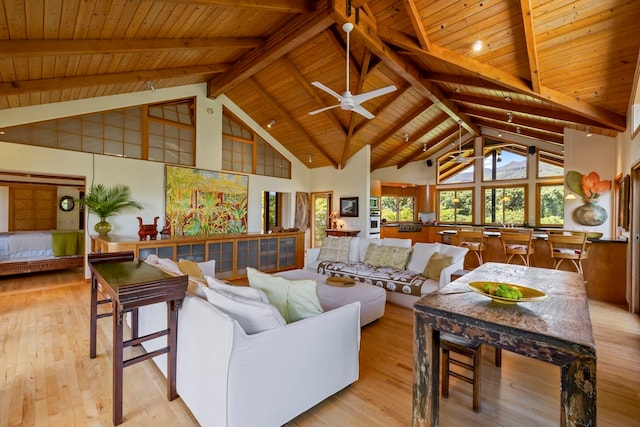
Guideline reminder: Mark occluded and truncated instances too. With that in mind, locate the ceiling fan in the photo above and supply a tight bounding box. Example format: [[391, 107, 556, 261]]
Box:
[[449, 120, 483, 164], [308, 23, 397, 120]]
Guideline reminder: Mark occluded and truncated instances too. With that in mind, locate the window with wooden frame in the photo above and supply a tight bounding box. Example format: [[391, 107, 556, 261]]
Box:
[[482, 136, 528, 181], [437, 188, 473, 224], [537, 150, 564, 178], [482, 185, 527, 226], [536, 182, 564, 226], [0, 98, 196, 166], [222, 109, 291, 179]]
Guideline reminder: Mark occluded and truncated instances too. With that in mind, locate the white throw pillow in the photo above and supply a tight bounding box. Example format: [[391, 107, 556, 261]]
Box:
[[197, 259, 216, 278], [406, 243, 440, 272], [202, 287, 286, 334], [145, 255, 183, 276], [246, 267, 324, 323], [317, 236, 352, 263], [206, 276, 269, 303]]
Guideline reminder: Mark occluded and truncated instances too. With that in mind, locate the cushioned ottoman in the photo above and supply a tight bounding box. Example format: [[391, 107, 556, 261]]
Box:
[[276, 269, 386, 326]]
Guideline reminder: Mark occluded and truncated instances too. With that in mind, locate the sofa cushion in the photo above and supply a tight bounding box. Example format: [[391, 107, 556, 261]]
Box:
[[381, 238, 412, 248], [423, 252, 453, 281], [317, 236, 352, 263], [202, 287, 286, 334], [406, 243, 441, 272], [363, 244, 412, 270], [247, 267, 324, 323], [357, 238, 381, 262], [206, 276, 270, 303], [178, 259, 205, 281], [197, 259, 216, 277]]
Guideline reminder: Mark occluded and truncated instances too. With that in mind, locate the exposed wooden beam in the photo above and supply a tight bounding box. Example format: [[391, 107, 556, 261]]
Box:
[[330, 0, 480, 137], [474, 118, 564, 145], [376, 24, 626, 132], [423, 72, 505, 92], [0, 64, 231, 96], [208, 9, 335, 97], [404, 0, 431, 51], [448, 92, 609, 130], [520, 0, 542, 93], [164, 0, 314, 13], [0, 38, 265, 57], [245, 78, 339, 168], [462, 107, 565, 137]]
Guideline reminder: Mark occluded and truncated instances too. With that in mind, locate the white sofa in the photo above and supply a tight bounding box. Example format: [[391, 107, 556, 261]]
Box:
[[135, 274, 361, 426], [305, 237, 468, 308]]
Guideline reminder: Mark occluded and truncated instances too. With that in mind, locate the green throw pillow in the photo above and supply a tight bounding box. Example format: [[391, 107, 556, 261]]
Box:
[[423, 252, 453, 281], [247, 267, 323, 323]]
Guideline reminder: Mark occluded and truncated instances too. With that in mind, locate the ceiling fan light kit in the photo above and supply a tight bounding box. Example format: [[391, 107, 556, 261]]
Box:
[[308, 22, 397, 120]]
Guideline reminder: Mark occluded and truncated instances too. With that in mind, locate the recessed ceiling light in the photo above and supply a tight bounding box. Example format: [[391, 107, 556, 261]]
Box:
[[472, 40, 483, 52]]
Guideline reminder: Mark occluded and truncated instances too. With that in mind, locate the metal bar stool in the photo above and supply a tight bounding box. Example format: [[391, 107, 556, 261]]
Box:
[[547, 230, 590, 275], [455, 226, 487, 268], [441, 333, 502, 412], [499, 228, 535, 266]]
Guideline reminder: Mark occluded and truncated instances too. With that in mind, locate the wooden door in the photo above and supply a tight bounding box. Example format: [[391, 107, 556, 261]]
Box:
[[10, 184, 57, 231]]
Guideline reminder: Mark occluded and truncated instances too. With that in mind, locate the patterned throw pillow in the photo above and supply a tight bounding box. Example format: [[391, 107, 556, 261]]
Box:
[[423, 252, 453, 281], [363, 245, 413, 270], [317, 236, 353, 263]]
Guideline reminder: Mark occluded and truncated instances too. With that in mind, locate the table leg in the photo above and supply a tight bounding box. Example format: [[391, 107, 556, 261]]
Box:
[[413, 312, 440, 427], [112, 306, 124, 425], [560, 356, 597, 427], [89, 275, 98, 359], [167, 300, 179, 400]]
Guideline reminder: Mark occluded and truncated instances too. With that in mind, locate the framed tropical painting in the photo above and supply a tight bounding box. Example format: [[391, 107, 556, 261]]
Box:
[[165, 165, 248, 236]]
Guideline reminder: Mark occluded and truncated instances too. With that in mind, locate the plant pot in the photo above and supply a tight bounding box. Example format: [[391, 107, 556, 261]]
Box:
[[94, 219, 112, 235], [573, 201, 607, 226]]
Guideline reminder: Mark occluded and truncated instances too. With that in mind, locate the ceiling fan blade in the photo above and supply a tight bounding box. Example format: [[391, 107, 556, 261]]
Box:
[[351, 105, 375, 120], [308, 104, 340, 116], [351, 85, 397, 104], [311, 81, 342, 101]]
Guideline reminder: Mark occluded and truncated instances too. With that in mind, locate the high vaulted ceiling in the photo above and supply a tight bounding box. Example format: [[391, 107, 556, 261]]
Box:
[[1, 0, 639, 171]]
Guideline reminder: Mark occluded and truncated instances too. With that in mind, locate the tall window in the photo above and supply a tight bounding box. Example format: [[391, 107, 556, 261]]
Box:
[[438, 189, 473, 224], [537, 183, 564, 226], [483, 137, 527, 181], [437, 138, 475, 184], [0, 98, 196, 165], [537, 150, 564, 178], [483, 186, 526, 225], [381, 185, 417, 223], [222, 109, 291, 179]]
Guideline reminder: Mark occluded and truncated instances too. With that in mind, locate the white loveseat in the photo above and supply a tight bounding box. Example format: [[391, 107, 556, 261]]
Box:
[[305, 237, 468, 308], [135, 261, 361, 427]]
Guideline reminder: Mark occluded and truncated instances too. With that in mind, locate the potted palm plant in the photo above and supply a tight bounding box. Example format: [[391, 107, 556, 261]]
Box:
[[79, 184, 143, 234]]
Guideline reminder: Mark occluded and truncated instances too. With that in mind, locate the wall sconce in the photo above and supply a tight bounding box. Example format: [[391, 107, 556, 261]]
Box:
[[145, 80, 155, 92], [403, 133, 409, 143], [307, 154, 312, 163], [586, 127, 593, 137], [267, 119, 276, 129]]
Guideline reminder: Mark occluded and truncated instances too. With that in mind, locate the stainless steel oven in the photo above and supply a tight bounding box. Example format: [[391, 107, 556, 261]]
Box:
[[369, 209, 381, 238]]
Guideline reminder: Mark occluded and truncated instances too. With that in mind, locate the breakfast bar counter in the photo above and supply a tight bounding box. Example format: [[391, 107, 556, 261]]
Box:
[[412, 262, 596, 426]]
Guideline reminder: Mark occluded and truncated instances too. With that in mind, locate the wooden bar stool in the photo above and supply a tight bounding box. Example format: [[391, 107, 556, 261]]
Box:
[[455, 226, 487, 268], [547, 230, 590, 275], [499, 228, 535, 266], [441, 333, 502, 412]]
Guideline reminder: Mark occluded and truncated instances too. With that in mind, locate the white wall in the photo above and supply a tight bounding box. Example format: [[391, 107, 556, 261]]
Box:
[[563, 128, 617, 236], [0, 84, 311, 238], [309, 145, 371, 233]]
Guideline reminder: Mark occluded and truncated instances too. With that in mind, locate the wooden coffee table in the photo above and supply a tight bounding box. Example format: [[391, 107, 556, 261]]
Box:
[[88, 251, 188, 425]]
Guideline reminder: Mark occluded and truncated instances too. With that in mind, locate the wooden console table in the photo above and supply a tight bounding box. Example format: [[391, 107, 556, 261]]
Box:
[[88, 251, 188, 425], [413, 262, 596, 426], [325, 229, 360, 237]]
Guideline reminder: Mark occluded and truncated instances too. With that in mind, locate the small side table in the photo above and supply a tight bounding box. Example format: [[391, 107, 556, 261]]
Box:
[[88, 251, 188, 425], [325, 229, 360, 237]]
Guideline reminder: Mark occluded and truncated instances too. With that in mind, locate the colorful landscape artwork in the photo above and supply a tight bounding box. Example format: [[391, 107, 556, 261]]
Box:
[[165, 165, 248, 236]]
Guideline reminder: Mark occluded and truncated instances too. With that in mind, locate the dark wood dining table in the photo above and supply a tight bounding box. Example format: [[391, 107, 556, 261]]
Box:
[[412, 262, 596, 426]]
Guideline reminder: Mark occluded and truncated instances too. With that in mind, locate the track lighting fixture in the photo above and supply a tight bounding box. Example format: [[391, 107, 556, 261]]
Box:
[[586, 127, 593, 137], [507, 112, 513, 123], [403, 133, 409, 143], [516, 126, 522, 134], [145, 80, 155, 92], [504, 96, 512, 102], [267, 119, 276, 129], [423, 143, 427, 152], [307, 154, 312, 163]]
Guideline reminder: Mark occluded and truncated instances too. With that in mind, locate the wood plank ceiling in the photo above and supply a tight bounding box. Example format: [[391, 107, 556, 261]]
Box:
[[0, 0, 638, 171]]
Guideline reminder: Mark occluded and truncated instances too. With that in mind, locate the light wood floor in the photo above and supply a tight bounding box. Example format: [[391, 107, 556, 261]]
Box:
[[1, 269, 639, 427]]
